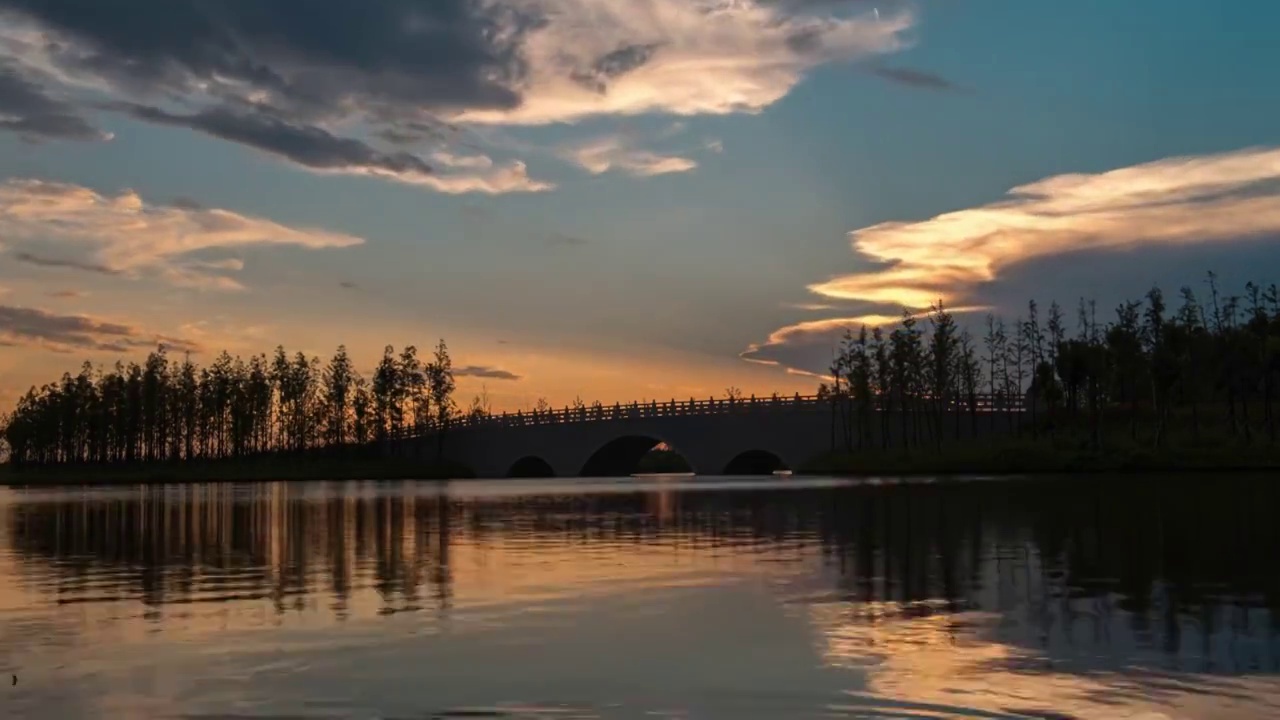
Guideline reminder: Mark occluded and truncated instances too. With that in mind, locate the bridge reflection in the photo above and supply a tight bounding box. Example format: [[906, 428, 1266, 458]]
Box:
[[3, 477, 1279, 674]]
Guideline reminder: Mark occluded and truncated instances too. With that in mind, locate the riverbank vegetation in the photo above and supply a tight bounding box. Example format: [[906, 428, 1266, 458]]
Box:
[[4, 274, 1278, 482], [808, 274, 1280, 474], [1, 340, 467, 481]]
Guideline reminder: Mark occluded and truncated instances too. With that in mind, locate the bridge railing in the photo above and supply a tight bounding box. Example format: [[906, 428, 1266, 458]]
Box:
[[444, 392, 1025, 431]]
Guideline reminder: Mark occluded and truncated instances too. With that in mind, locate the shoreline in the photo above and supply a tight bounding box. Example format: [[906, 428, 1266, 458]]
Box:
[[799, 441, 1280, 477], [0, 457, 474, 488], [3, 449, 1277, 487]]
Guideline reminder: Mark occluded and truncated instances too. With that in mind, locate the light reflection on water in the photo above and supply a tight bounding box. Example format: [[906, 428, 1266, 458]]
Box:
[[0, 475, 1278, 719]]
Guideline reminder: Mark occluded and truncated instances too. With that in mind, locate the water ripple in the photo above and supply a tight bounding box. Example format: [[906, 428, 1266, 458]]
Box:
[[2, 476, 1279, 719]]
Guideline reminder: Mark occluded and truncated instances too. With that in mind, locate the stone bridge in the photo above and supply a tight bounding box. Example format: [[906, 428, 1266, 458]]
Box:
[[398, 394, 1024, 479]]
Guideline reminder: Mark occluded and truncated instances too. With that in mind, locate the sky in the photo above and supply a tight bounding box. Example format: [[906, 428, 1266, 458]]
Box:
[[1, 0, 1279, 413]]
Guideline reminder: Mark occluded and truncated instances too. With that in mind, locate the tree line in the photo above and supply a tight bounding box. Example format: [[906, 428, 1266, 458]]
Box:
[[2, 340, 462, 468], [821, 274, 1280, 453]]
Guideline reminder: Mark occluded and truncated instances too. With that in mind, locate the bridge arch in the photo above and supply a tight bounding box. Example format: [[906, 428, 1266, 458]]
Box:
[[722, 449, 789, 476], [579, 435, 691, 477], [507, 455, 556, 478]]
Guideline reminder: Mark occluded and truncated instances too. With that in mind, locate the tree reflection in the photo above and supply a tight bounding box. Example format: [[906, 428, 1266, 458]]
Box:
[[4, 476, 1279, 675]]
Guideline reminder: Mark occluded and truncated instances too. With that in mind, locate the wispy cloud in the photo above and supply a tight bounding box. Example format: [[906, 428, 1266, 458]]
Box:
[[741, 308, 987, 375], [747, 146, 1280, 377], [14, 251, 121, 276], [566, 135, 698, 177], [784, 302, 840, 311], [0, 59, 109, 141], [0, 180, 364, 291], [0, 304, 200, 354], [113, 103, 553, 195], [810, 146, 1280, 309], [868, 65, 959, 92], [46, 289, 87, 299], [455, 365, 523, 381]]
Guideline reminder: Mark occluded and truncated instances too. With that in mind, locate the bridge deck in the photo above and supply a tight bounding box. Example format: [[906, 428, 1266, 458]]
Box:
[[448, 393, 1027, 430]]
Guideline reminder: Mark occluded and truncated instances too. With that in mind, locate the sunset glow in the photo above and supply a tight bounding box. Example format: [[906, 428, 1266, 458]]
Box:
[[2, 0, 1279, 406]]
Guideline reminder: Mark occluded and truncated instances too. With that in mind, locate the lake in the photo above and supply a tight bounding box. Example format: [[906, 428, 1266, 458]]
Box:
[[1, 475, 1278, 719]]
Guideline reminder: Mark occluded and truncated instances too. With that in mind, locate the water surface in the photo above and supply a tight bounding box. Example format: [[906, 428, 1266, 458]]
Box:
[[1, 474, 1278, 719]]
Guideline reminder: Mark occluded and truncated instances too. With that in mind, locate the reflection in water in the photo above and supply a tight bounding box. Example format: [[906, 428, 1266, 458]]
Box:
[[1, 476, 1278, 719]]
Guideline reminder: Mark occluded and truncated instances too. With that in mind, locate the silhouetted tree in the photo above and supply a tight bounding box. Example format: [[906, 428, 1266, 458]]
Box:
[[3, 340, 457, 469], [427, 340, 456, 463]]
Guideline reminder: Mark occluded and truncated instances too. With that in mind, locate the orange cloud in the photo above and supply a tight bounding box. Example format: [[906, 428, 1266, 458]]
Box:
[[456, 0, 913, 125], [810, 146, 1280, 308], [565, 135, 699, 177], [746, 146, 1280, 378], [741, 308, 987, 376], [0, 180, 363, 290]]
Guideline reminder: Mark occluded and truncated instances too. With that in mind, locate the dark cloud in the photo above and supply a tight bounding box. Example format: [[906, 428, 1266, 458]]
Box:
[[571, 43, 663, 94], [0, 304, 200, 353], [455, 365, 522, 381], [14, 251, 122, 276], [374, 118, 462, 147], [869, 65, 959, 92], [0, 0, 529, 121], [0, 60, 106, 141], [46, 290, 87, 299], [115, 103, 437, 180], [339, 281, 358, 290]]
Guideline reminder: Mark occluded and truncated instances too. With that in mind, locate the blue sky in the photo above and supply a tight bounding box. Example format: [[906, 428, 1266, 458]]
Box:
[[2, 0, 1279, 410]]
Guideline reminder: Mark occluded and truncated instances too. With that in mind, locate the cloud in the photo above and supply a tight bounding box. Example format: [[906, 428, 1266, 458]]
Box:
[[176, 317, 270, 352], [0, 180, 364, 290], [868, 65, 958, 92], [339, 281, 358, 290], [455, 365, 523, 381], [457, 0, 914, 125], [114, 103, 553, 194], [746, 145, 1280, 376], [431, 151, 495, 170], [0, 0, 912, 177], [808, 146, 1280, 309], [0, 303, 200, 354], [0, 59, 108, 141], [566, 135, 698, 177], [783, 302, 841, 311], [185, 258, 245, 272], [46, 290, 87, 299], [741, 308, 987, 376], [14, 251, 121, 276], [0, 0, 526, 118]]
